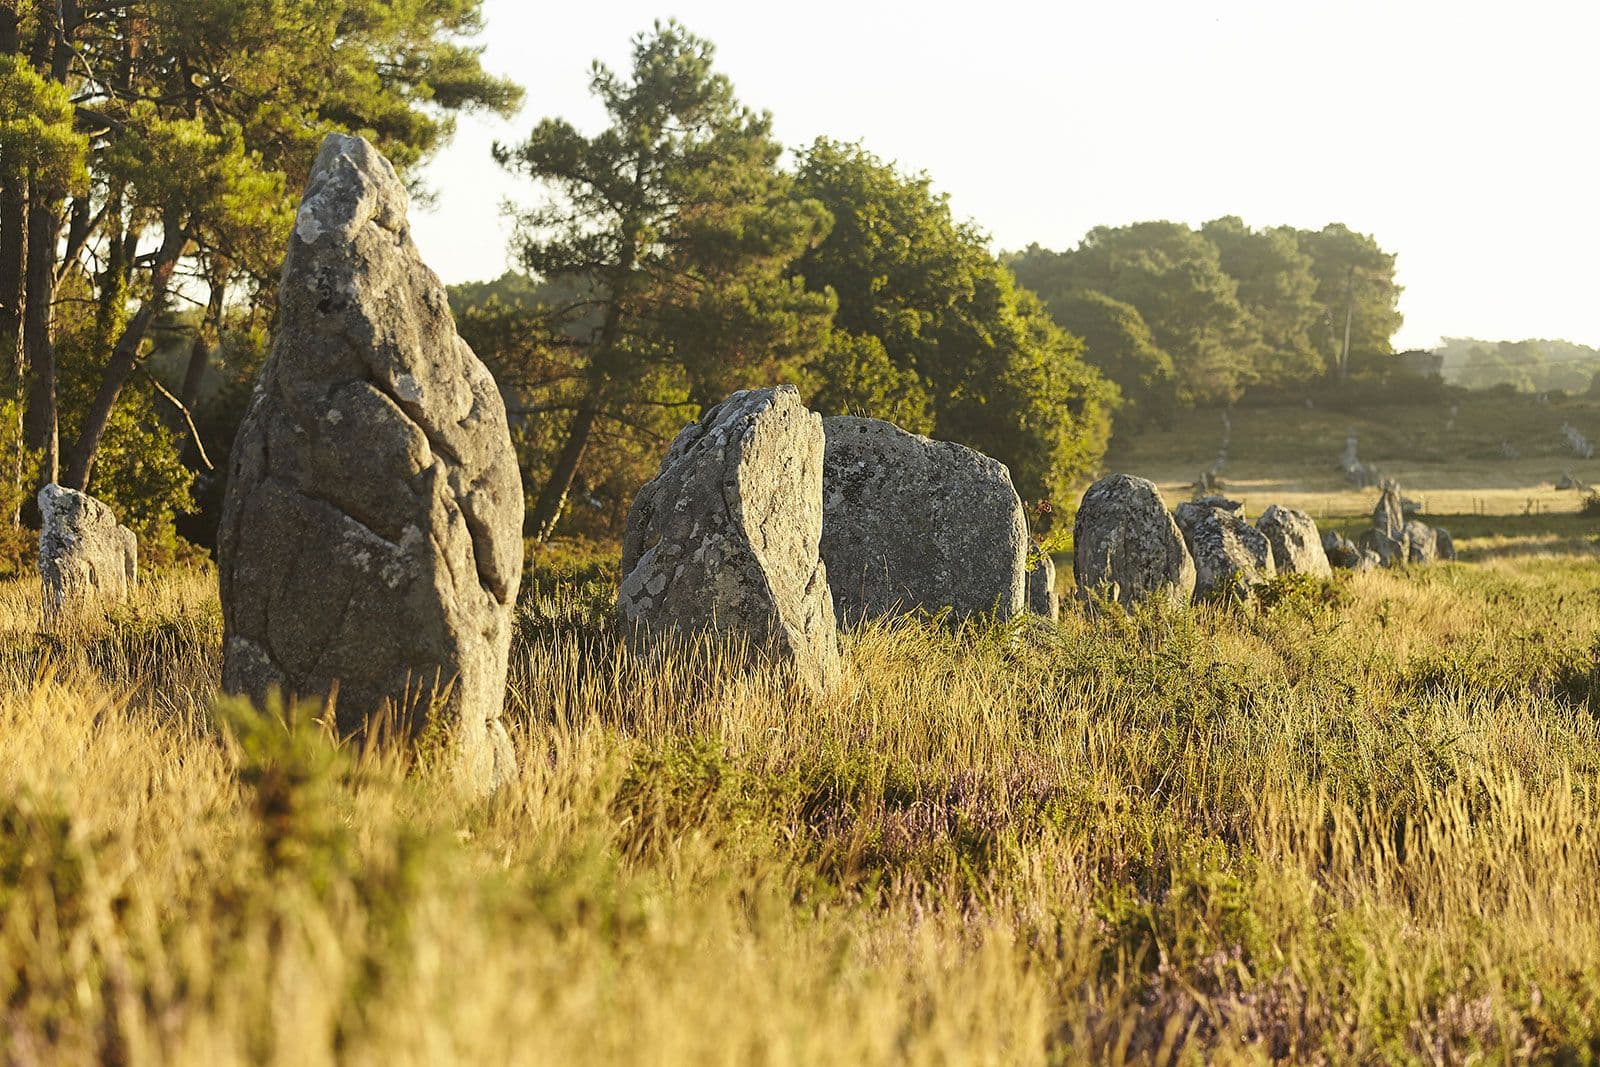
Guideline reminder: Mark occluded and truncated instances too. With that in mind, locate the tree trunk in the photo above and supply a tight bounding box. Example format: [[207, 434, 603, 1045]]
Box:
[[0, 173, 24, 390], [63, 224, 187, 491], [22, 187, 61, 491], [180, 276, 224, 412], [528, 384, 604, 542]]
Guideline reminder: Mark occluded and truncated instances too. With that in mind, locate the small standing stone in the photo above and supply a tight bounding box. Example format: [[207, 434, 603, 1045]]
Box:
[[1404, 520, 1439, 564], [1027, 554, 1058, 621], [1174, 499, 1276, 602], [820, 416, 1028, 624], [37, 484, 137, 619], [620, 386, 840, 692], [1257, 504, 1332, 578], [1073, 475, 1196, 609]]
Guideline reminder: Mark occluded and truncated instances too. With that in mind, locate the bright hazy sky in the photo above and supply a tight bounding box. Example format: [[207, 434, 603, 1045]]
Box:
[[411, 0, 1600, 352]]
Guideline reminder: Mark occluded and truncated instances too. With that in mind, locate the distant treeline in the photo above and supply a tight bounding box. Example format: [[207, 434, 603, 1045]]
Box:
[[1436, 338, 1600, 394], [1008, 220, 1403, 426]]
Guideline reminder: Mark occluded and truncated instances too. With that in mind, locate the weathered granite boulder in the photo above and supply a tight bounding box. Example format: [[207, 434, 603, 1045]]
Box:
[[1322, 530, 1360, 569], [1354, 548, 1383, 572], [1436, 528, 1457, 561], [1174, 500, 1276, 601], [1257, 504, 1332, 578], [820, 416, 1027, 624], [218, 134, 524, 791], [1073, 475, 1196, 608], [620, 386, 840, 692], [1027, 554, 1058, 621], [37, 484, 137, 618], [1404, 520, 1439, 564]]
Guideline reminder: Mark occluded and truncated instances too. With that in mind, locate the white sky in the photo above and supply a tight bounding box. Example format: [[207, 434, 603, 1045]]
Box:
[[411, 0, 1600, 352]]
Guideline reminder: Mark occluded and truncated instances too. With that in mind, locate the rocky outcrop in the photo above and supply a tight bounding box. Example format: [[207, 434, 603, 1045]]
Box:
[[1027, 554, 1058, 621], [218, 134, 524, 792], [1257, 504, 1332, 578], [1073, 475, 1196, 609], [620, 386, 840, 692], [1174, 499, 1275, 601], [37, 484, 136, 619], [820, 416, 1027, 624]]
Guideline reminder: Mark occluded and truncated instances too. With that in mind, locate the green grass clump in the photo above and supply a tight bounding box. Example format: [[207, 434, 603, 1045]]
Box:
[[3, 538, 1600, 1063]]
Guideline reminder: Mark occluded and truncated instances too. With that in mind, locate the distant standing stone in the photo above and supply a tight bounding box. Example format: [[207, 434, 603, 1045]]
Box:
[[1436, 528, 1457, 561], [1257, 504, 1332, 578], [1027, 554, 1058, 621], [620, 386, 840, 692], [218, 134, 524, 792], [1322, 530, 1360, 569], [1174, 499, 1276, 602], [1073, 475, 1196, 609], [1373, 481, 1407, 541], [37, 484, 137, 619], [1404, 520, 1439, 564], [820, 416, 1028, 624]]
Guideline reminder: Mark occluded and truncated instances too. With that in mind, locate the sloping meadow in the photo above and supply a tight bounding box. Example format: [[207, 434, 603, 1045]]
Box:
[[3, 551, 1600, 1063]]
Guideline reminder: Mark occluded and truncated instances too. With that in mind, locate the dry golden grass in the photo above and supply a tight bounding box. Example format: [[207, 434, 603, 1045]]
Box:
[[3, 528, 1600, 1063]]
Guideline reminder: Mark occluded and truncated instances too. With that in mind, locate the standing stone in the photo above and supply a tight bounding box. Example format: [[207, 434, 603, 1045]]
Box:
[[820, 416, 1027, 624], [620, 386, 840, 692], [218, 134, 524, 791], [1373, 480, 1407, 540], [1257, 504, 1332, 578], [1073, 475, 1196, 609], [1322, 530, 1360, 570], [1404, 520, 1439, 564], [1027, 554, 1058, 621], [1436, 528, 1457, 561], [37, 484, 137, 619], [1174, 500, 1276, 602], [1358, 526, 1411, 567]]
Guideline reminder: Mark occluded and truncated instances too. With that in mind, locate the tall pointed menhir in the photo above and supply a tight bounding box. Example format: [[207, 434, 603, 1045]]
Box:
[[218, 134, 525, 791]]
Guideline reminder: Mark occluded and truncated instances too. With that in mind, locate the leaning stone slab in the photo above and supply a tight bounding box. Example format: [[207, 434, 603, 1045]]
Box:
[[1175, 500, 1276, 602], [1257, 504, 1332, 578], [218, 133, 524, 792], [820, 416, 1027, 624], [620, 386, 840, 693], [1027, 554, 1058, 621], [1073, 475, 1196, 609], [37, 484, 137, 619]]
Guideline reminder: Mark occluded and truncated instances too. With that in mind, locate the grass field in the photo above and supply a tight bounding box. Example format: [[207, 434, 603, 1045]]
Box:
[[1106, 391, 1600, 519], [4, 502, 1600, 1063]]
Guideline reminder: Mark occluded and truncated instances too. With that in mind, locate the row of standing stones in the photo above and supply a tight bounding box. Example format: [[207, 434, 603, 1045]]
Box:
[[30, 133, 1458, 795], [1072, 475, 1456, 611]]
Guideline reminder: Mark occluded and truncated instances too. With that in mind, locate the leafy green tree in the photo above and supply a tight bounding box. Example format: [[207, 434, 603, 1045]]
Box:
[[1200, 216, 1321, 385], [793, 141, 1115, 501], [497, 21, 832, 540], [1295, 224, 1404, 379], [3, 0, 519, 535], [1040, 289, 1176, 429], [1010, 224, 1254, 406]]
